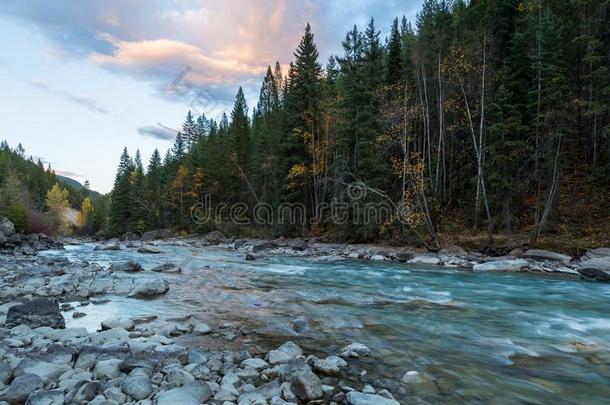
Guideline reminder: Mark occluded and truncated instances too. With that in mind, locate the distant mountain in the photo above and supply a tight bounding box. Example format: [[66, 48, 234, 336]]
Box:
[[56, 175, 101, 198]]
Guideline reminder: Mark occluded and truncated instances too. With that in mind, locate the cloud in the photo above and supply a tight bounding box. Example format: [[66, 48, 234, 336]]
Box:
[[2, 0, 424, 110], [30, 80, 110, 114], [54, 169, 85, 178], [137, 123, 178, 141]]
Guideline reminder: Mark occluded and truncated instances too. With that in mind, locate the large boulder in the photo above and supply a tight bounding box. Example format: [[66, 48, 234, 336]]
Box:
[[578, 268, 610, 282], [267, 342, 303, 365], [5, 299, 65, 329], [473, 259, 529, 272], [137, 245, 163, 254], [128, 277, 169, 298], [141, 229, 173, 242], [523, 249, 572, 264], [204, 231, 225, 244], [94, 241, 121, 251], [0, 216, 16, 237], [109, 260, 143, 273], [253, 241, 278, 253], [121, 232, 140, 241], [2, 373, 43, 404]]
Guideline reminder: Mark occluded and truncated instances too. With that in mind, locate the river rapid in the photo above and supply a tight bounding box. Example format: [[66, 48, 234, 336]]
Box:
[[41, 242, 610, 404]]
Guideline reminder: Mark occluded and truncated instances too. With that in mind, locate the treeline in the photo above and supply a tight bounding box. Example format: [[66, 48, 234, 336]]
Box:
[[0, 141, 109, 235], [110, 0, 609, 247]]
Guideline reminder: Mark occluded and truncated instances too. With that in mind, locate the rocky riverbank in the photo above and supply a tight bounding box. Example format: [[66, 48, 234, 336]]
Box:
[[1, 214, 609, 404], [0, 296, 401, 404], [131, 230, 610, 282]]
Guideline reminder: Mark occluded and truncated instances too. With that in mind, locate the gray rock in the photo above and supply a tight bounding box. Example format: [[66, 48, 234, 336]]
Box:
[[292, 371, 323, 401], [3, 374, 42, 404], [121, 232, 140, 241], [14, 359, 70, 384], [151, 263, 181, 273], [252, 241, 278, 253], [192, 323, 211, 335], [0, 217, 16, 237], [204, 231, 225, 244], [578, 257, 610, 271], [340, 342, 370, 358], [290, 239, 309, 251], [312, 356, 347, 376], [140, 229, 173, 242], [65, 380, 100, 404], [523, 249, 572, 264], [101, 318, 135, 331], [401, 370, 423, 384], [109, 260, 143, 272], [128, 277, 169, 298], [94, 242, 121, 251], [156, 382, 212, 405], [122, 370, 153, 400], [137, 245, 163, 254], [292, 319, 308, 334], [268, 342, 303, 365], [578, 267, 610, 282], [0, 361, 12, 385], [473, 259, 529, 272], [346, 391, 400, 405], [238, 380, 281, 403], [5, 299, 65, 329], [166, 368, 195, 386], [94, 359, 123, 379], [26, 389, 65, 404], [241, 358, 269, 370]]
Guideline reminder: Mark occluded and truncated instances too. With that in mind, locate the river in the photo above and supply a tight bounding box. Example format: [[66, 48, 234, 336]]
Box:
[[41, 243, 610, 404]]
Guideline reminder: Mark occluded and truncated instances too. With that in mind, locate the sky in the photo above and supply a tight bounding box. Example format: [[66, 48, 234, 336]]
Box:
[[0, 0, 422, 193]]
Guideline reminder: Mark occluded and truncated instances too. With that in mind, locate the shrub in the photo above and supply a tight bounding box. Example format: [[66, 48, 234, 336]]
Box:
[[7, 202, 29, 232], [26, 210, 55, 235]]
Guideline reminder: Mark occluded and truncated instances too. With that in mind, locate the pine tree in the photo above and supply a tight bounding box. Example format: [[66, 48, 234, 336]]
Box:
[[109, 147, 134, 236]]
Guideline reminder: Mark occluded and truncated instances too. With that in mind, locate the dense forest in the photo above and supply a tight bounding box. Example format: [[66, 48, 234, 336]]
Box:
[[107, 0, 609, 249], [0, 141, 109, 235]]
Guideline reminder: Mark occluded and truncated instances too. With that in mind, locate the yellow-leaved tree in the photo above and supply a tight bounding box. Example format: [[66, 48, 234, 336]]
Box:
[[77, 196, 94, 235], [46, 183, 69, 234]]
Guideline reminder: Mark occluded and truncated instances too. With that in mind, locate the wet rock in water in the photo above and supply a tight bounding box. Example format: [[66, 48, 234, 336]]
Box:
[[292, 319, 309, 334], [2, 373, 43, 404], [346, 391, 400, 405], [192, 322, 212, 335], [73, 311, 86, 318], [204, 230, 225, 244], [121, 232, 140, 241], [523, 249, 572, 264], [577, 256, 610, 272], [137, 244, 163, 254], [156, 381, 212, 405], [122, 369, 153, 400], [312, 356, 347, 376], [5, 298, 65, 329], [245, 253, 257, 261], [401, 370, 423, 384], [268, 341, 303, 365], [94, 241, 121, 251], [151, 263, 181, 273], [109, 260, 143, 272], [340, 342, 370, 358], [407, 253, 441, 265], [0, 216, 16, 237], [252, 241, 278, 253], [473, 259, 529, 272], [578, 267, 610, 282], [128, 277, 169, 298], [101, 318, 135, 331]]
